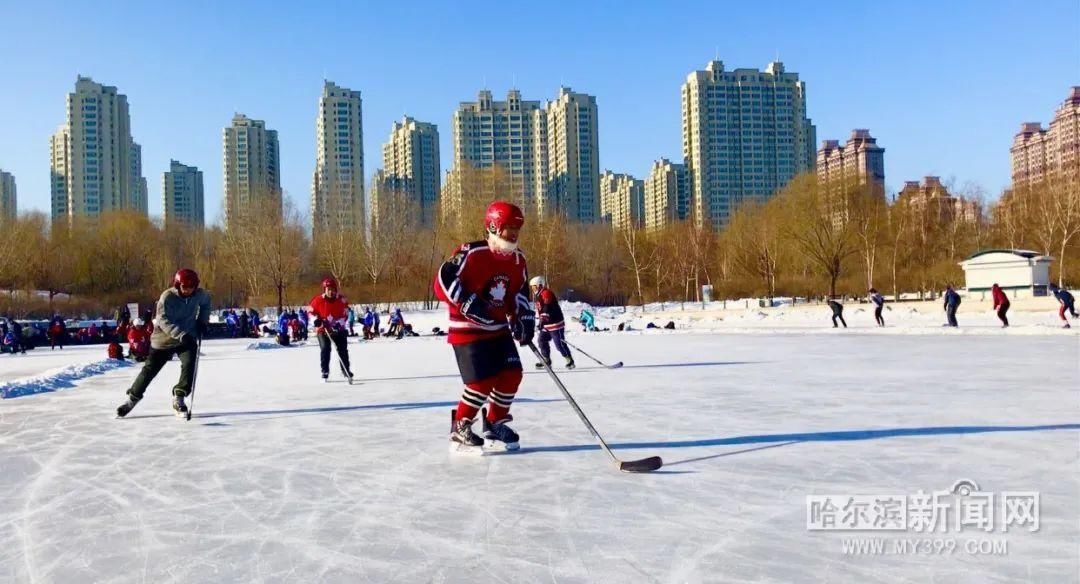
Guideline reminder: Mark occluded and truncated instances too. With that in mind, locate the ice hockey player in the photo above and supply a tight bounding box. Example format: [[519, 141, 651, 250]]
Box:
[[530, 275, 574, 370], [991, 283, 1010, 328], [126, 320, 150, 361], [434, 200, 535, 453], [943, 285, 961, 327], [116, 268, 210, 418], [308, 276, 353, 382], [868, 288, 885, 327], [1049, 283, 1077, 328], [827, 297, 847, 328]]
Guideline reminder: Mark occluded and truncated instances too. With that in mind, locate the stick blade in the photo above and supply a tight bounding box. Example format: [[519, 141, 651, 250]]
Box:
[[609, 362, 624, 369], [619, 456, 663, 473]]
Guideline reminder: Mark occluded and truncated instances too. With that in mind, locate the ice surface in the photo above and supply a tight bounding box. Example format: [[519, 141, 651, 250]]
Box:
[[0, 324, 1077, 583]]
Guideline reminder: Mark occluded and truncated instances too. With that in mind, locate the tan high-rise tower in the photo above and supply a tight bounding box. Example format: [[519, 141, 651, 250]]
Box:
[[817, 129, 885, 196], [51, 76, 144, 222], [543, 88, 600, 222], [644, 158, 690, 231], [312, 81, 364, 234], [600, 171, 644, 230], [223, 113, 281, 230], [1011, 87, 1080, 187], [374, 116, 440, 226]]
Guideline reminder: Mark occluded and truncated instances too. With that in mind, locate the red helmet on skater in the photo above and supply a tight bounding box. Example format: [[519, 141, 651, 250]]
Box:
[[484, 201, 525, 255], [321, 276, 338, 294], [173, 268, 200, 291]]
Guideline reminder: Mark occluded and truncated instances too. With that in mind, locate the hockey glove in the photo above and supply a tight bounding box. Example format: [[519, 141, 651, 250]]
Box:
[[313, 317, 324, 328], [461, 294, 496, 326], [512, 310, 536, 346], [179, 332, 198, 350], [197, 321, 208, 337]]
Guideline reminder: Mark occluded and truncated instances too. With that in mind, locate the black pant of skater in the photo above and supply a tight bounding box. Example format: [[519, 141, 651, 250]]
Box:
[[946, 305, 959, 327], [996, 303, 1010, 327], [538, 328, 572, 363], [318, 329, 351, 377], [127, 343, 197, 401], [874, 306, 884, 326]]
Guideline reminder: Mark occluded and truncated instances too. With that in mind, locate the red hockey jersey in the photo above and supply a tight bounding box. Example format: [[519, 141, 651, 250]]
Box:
[[307, 294, 350, 332], [434, 240, 530, 345]]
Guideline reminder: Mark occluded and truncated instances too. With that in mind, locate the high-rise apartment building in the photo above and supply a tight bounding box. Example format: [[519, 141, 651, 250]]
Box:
[[50, 76, 144, 222], [542, 87, 600, 222], [895, 176, 980, 225], [163, 160, 205, 227], [312, 81, 364, 234], [0, 170, 15, 221], [451, 89, 547, 213], [223, 113, 281, 229], [130, 141, 148, 213], [643, 158, 690, 231], [50, 127, 70, 218], [682, 60, 816, 228], [1011, 87, 1080, 186], [376, 116, 440, 226], [600, 171, 644, 230], [817, 129, 885, 196]]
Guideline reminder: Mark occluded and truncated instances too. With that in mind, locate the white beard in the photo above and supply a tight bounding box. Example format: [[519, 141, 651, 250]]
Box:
[[487, 233, 518, 255]]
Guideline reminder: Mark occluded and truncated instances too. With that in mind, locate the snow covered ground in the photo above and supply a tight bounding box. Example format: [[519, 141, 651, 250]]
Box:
[[1, 321, 1078, 583]]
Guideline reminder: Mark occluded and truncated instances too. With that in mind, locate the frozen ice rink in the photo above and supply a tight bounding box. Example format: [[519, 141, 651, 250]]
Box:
[[1, 328, 1077, 583]]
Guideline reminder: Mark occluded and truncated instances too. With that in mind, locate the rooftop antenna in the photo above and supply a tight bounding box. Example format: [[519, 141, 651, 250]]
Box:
[[512, 73, 517, 89], [714, 46, 719, 61]]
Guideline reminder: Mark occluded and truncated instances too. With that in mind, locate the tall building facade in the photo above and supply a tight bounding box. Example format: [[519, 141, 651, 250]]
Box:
[[682, 60, 816, 228], [376, 116, 440, 226], [543, 87, 600, 221], [0, 170, 15, 221], [50, 127, 70, 218], [223, 113, 281, 230], [50, 76, 145, 222], [130, 141, 148, 213], [163, 160, 205, 227], [312, 81, 364, 234], [896, 176, 980, 225], [643, 158, 690, 231], [600, 171, 644, 230], [1011, 87, 1080, 186], [451, 89, 547, 212], [816, 129, 885, 196]]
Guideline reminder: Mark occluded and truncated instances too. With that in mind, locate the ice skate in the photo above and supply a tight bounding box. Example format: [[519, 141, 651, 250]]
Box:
[[449, 410, 484, 455], [172, 395, 188, 418], [565, 357, 576, 370], [482, 412, 520, 452], [115, 396, 139, 418]]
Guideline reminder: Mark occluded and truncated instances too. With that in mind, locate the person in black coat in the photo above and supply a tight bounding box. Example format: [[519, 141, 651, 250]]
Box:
[[827, 298, 847, 328], [943, 286, 961, 327]]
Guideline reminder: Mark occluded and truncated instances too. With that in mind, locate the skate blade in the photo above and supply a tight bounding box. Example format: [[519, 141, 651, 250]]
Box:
[[173, 410, 187, 419], [483, 439, 520, 453], [449, 441, 487, 456]]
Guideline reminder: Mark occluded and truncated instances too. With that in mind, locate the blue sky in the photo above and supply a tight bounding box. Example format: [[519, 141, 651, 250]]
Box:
[[0, 0, 1077, 222]]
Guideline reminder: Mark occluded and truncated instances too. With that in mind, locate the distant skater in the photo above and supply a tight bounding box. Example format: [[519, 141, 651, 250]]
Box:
[[991, 283, 1010, 328], [827, 298, 847, 328], [868, 288, 885, 327], [943, 285, 961, 327], [1049, 283, 1077, 328]]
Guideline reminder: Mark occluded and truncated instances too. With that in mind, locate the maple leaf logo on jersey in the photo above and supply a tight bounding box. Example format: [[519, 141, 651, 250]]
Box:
[[490, 281, 507, 302]]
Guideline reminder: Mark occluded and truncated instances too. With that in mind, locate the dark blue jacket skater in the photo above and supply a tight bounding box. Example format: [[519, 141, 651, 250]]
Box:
[[943, 286, 961, 327]]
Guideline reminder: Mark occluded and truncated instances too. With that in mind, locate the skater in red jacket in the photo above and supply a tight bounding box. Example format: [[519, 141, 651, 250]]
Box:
[[991, 283, 1010, 328]]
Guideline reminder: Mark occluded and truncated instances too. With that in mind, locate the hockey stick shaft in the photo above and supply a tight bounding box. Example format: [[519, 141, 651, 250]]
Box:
[[527, 342, 620, 463], [565, 340, 619, 368], [186, 337, 201, 421]]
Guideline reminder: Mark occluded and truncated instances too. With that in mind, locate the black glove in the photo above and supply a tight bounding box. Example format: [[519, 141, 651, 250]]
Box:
[[461, 294, 496, 326], [180, 332, 198, 349], [512, 310, 536, 346], [197, 321, 208, 337], [313, 317, 324, 328]]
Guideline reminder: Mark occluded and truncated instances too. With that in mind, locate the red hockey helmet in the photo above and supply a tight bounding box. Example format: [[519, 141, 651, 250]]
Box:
[[173, 268, 200, 290], [485, 200, 525, 244], [321, 276, 338, 291]]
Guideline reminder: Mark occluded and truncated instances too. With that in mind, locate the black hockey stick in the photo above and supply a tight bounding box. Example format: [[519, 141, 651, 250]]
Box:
[[565, 340, 623, 369], [527, 342, 660, 473], [186, 337, 202, 421]]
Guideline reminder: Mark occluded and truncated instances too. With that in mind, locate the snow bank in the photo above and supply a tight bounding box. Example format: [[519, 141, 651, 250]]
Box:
[[0, 359, 133, 399]]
